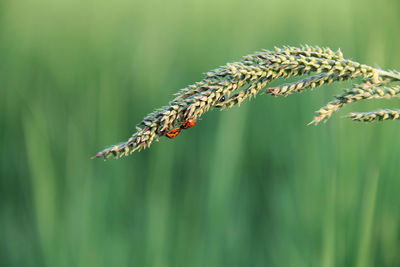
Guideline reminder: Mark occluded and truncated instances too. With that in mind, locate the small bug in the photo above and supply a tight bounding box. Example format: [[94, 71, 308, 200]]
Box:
[[180, 118, 196, 129], [215, 96, 225, 108], [165, 127, 182, 139]]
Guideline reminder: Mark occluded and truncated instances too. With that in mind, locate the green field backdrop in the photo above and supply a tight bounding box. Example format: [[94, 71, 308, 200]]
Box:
[[1, 0, 400, 266]]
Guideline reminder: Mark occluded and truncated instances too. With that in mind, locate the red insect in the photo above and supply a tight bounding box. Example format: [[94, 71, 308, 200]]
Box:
[[180, 118, 196, 129], [165, 127, 182, 139]]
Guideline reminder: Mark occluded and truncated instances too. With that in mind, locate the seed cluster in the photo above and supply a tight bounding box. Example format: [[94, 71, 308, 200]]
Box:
[[94, 45, 400, 160], [349, 109, 400, 122], [310, 84, 400, 124]]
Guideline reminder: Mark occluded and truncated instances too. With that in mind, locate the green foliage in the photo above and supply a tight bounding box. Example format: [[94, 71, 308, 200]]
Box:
[[1, 0, 400, 266]]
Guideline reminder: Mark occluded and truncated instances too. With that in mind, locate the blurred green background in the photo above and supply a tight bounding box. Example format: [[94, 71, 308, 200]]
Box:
[[1, 0, 400, 266]]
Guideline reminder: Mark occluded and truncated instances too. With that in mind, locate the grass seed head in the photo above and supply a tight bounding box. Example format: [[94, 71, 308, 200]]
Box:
[[94, 46, 400, 159]]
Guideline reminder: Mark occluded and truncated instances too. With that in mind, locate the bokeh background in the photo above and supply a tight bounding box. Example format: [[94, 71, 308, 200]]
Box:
[[1, 0, 400, 266]]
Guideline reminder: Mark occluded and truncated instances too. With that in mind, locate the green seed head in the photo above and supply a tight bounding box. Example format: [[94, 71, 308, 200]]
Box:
[[94, 46, 400, 160]]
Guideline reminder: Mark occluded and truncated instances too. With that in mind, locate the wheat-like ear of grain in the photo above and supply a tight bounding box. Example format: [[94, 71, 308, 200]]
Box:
[[348, 109, 400, 122], [93, 45, 400, 160]]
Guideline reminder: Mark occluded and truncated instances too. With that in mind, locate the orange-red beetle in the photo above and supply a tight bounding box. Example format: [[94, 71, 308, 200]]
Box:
[[165, 127, 182, 139], [180, 118, 196, 129]]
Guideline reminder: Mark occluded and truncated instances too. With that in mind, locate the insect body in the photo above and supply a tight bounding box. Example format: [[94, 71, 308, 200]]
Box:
[[215, 96, 226, 108], [165, 118, 197, 139], [180, 118, 196, 129], [165, 128, 182, 139]]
